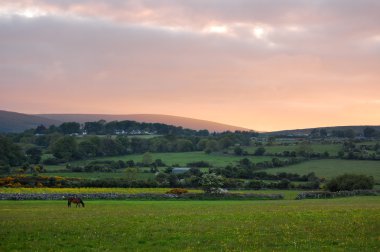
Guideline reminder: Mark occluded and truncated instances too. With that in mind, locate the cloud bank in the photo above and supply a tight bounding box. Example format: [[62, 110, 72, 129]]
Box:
[[0, 0, 379, 130]]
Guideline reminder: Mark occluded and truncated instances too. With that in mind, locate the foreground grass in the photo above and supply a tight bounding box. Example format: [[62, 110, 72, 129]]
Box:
[[0, 197, 379, 251]]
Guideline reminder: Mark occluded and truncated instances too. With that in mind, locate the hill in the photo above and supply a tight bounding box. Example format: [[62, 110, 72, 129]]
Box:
[[35, 113, 251, 132], [0, 110, 61, 133], [265, 125, 380, 136]]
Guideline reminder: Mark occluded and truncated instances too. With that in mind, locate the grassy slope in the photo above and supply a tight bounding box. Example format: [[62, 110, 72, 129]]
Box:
[[0, 198, 379, 251], [262, 159, 380, 182]]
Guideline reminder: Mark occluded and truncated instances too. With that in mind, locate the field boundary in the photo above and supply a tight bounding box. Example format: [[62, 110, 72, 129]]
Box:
[[0, 192, 283, 200], [296, 189, 380, 200]]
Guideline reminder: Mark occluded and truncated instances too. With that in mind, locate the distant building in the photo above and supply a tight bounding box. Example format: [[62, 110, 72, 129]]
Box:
[[172, 167, 190, 174]]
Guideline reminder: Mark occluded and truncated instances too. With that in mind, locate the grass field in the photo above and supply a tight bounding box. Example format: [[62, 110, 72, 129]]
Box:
[[243, 143, 344, 156], [76, 151, 276, 167], [43, 152, 277, 174], [262, 159, 380, 183], [43, 171, 156, 180], [0, 197, 379, 251]]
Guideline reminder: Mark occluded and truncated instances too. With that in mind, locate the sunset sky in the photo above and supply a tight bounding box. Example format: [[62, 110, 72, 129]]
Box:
[[0, 0, 379, 131]]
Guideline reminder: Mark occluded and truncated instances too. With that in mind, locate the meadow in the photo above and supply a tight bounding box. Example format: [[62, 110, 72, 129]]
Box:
[[1, 197, 379, 251], [68, 151, 276, 167], [242, 142, 344, 156], [42, 151, 277, 179], [261, 159, 380, 183]]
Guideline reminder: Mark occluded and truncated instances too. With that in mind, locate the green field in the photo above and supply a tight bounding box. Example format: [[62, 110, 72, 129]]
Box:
[[243, 143, 344, 156], [44, 151, 277, 171], [1, 197, 379, 251], [44, 171, 155, 180], [262, 159, 380, 183]]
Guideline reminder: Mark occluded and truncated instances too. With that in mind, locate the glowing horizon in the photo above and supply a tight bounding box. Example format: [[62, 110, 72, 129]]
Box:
[[1, 0, 379, 131]]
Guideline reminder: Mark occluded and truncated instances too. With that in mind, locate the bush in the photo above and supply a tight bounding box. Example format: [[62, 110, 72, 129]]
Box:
[[200, 173, 224, 194], [326, 174, 374, 192], [166, 188, 188, 195]]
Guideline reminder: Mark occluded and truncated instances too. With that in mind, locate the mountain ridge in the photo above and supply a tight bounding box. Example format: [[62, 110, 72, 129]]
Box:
[[36, 113, 251, 132], [0, 110, 251, 133], [0, 110, 61, 133]]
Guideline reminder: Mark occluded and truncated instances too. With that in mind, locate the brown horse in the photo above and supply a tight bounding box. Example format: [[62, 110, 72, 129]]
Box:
[[67, 197, 85, 208]]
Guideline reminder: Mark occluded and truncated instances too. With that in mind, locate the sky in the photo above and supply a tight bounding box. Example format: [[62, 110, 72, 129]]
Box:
[[0, 0, 379, 131]]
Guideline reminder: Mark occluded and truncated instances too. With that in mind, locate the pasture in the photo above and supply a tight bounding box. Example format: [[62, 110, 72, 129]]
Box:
[[242, 143, 344, 156], [0, 197, 379, 251], [42, 151, 278, 179], [69, 151, 276, 167], [261, 159, 380, 183]]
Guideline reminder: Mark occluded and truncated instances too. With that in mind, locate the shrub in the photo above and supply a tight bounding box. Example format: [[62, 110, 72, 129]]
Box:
[[166, 188, 188, 195], [326, 174, 374, 192], [200, 173, 224, 194]]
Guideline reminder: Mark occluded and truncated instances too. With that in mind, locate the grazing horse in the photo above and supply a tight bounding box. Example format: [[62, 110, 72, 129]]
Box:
[[67, 197, 85, 208]]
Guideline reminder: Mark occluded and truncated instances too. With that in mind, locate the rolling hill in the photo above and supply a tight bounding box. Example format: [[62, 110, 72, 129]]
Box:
[[265, 125, 380, 136], [36, 113, 251, 132], [0, 110, 61, 133], [0, 110, 251, 132]]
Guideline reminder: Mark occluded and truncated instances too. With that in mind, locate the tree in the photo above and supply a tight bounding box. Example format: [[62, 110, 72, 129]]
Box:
[[326, 174, 374, 192], [196, 139, 208, 151], [205, 140, 219, 154], [142, 152, 153, 165], [296, 142, 313, 158], [254, 147, 266, 156], [34, 124, 47, 134], [344, 129, 356, 139], [175, 139, 194, 152], [234, 146, 243, 156], [59, 122, 81, 135], [200, 173, 224, 194], [125, 167, 138, 185], [50, 136, 78, 161], [320, 128, 328, 138], [26, 147, 42, 164], [0, 136, 25, 166], [363, 127, 376, 138]]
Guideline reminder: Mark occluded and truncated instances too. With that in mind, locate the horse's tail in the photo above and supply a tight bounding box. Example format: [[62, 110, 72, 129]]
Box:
[[80, 199, 85, 207]]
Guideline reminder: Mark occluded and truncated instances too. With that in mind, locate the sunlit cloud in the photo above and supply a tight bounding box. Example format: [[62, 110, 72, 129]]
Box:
[[203, 24, 229, 34], [0, 6, 47, 18]]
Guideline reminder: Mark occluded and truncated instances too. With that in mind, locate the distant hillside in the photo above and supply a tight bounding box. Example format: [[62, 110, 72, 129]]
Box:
[[36, 113, 251, 132], [0, 110, 61, 133], [266, 125, 380, 136]]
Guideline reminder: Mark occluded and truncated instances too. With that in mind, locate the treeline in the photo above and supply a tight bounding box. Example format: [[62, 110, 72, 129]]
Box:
[[32, 120, 259, 138], [338, 141, 380, 160], [326, 127, 380, 138]]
